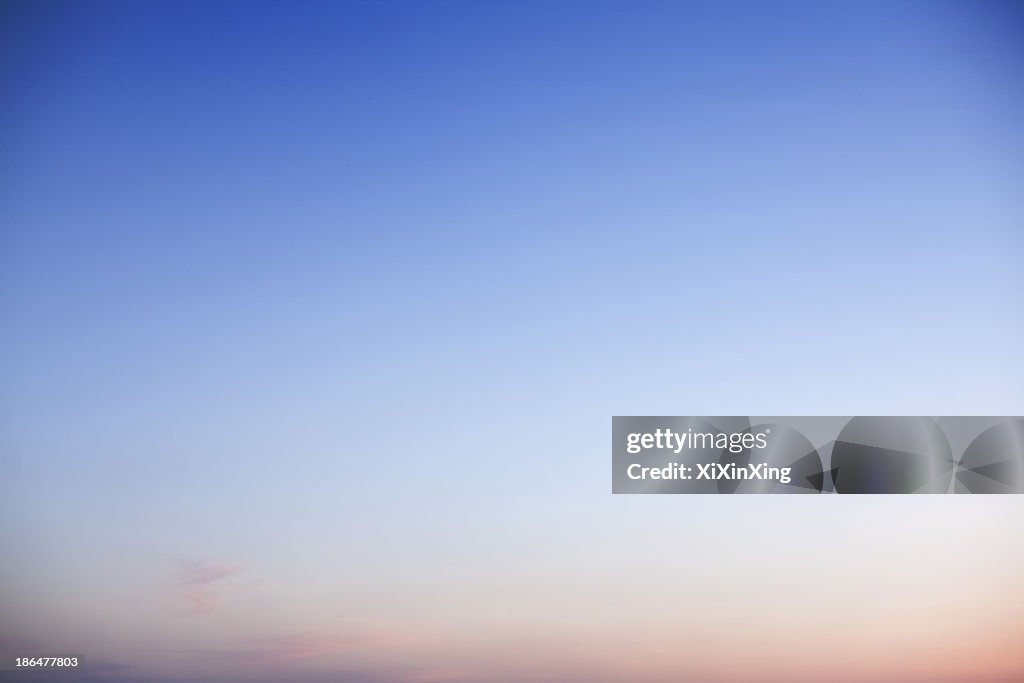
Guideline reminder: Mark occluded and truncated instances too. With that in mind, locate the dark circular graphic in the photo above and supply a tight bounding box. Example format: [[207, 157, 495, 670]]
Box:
[[831, 417, 954, 494], [956, 418, 1024, 494], [716, 424, 824, 494]]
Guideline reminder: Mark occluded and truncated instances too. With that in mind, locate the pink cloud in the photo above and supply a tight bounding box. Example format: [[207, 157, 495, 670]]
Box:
[[181, 590, 219, 615], [175, 560, 243, 586], [166, 558, 243, 616]]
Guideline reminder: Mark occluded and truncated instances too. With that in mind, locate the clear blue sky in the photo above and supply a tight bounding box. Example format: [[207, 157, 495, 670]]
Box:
[[1, 2, 1023, 682]]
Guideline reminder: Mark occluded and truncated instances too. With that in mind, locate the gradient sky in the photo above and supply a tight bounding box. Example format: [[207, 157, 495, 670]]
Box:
[[2, 1, 1024, 682]]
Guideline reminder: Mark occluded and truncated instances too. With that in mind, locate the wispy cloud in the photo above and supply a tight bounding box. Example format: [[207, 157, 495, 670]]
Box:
[[181, 590, 219, 615], [174, 560, 243, 586], [165, 558, 243, 616]]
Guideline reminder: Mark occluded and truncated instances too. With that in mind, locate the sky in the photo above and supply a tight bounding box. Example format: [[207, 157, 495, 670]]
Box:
[[1, 1, 1024, 682]]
